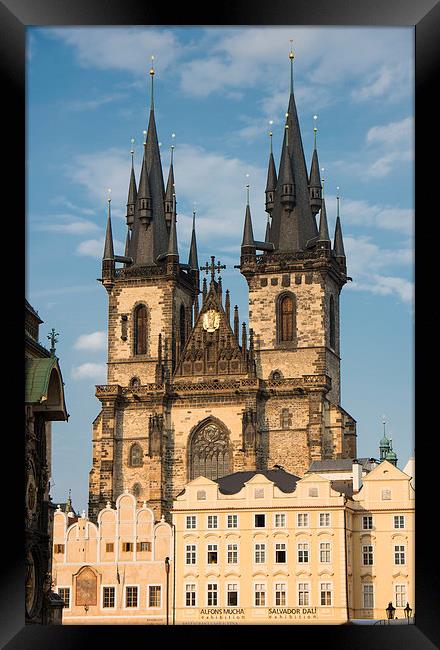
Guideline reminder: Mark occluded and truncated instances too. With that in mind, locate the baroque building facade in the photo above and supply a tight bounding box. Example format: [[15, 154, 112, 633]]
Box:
[[89, 54, 356, 523]]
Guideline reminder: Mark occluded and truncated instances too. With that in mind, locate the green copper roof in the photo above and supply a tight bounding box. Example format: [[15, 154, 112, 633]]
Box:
[[25, 357, 68, 420], [379, 435, 390, 447]]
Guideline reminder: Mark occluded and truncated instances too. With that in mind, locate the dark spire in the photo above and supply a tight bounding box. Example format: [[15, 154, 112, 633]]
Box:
[[126, 138, 137, 229], [279, 125, 295, 208], [225, 289, 230, 323], [241, 185, 255, 248], [264, 217, 271, 243], [188, 209, 199, 271], [269, 48, 318, 252], [167, 193, 178, 258], [124, 228, 131, 267], [333, 194, 346, 258], [317, 193, 330, 243], [309, 119, 322, 216], [234, 305, 239, 340], [164, 143, 175, 227], [103, 192, 114, 260], [265, 129, 277, 215]]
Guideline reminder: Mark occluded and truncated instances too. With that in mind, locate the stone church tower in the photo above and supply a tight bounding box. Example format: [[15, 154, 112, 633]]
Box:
[[88, 54, 356, 523]]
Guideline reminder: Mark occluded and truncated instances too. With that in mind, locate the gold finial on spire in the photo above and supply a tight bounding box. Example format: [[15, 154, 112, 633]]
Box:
[[313, 114, 318, 148], [130, 137, 135, 167], [245, 174, 250, 205], [143, 129, 147, 145], [107, 187, 112, 204], [150, 54, 155, 76], [289, 40, 294, 92], [170, 133, 175, 165], [289, 39, 294, 60], [149, 55, 155, 109], [336, 186, 340, 216], [268, 120, 274, 154]]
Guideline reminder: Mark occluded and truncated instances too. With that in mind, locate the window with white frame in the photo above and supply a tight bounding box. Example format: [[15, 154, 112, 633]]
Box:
[[254, 513, 266, 527], [148, 585, 161, 608], [320, 582, 332, 606], [185, 583, 196, 607], [227, 514, 238, 528], [207, 515, 218, 529], [275, 542, 287, 563], [362, 583, 374, 608], [394, 515, 405, 529], [362, 515, 373, 530], [298, 583, 310, 606], [207, 544, 218, 564], [275, 513, 286, 528], [207, 583, 218, 606], [319, 512, 331, 527], [319, 542, 331, 563], [185, 544, 196, 565], [297, 542, 309, 563], [102, 586, 115, 608], [254, 584, 266, 606], [297, 513, 309, 527], [186, 515, 196, 529], [58, 587, 70, 609], [362, 545, 374, 565], [394, 545, 405, 565], [125, 586, 138, 608], [275, 583, 287, 606], [255, 543, 266, 564], [227, 543, 238, 564], [227, 583, 238, 606], [395, 584, 407, 607]]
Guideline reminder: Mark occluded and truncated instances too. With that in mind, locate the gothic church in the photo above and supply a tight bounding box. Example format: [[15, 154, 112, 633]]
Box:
[[88, 53, 356, 522]]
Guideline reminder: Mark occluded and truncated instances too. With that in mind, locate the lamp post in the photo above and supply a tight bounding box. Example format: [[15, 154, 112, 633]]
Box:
[[386, 602, 396, 624], [165, 556, 170, 625], [404, 602, 413, 624]]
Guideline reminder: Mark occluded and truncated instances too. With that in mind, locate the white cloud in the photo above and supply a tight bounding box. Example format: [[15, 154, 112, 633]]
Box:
[[33, 217, 99, 235], [64, 92, 127, 112], [366, 117, 413, 149], [348, 274, 413, 304], [325, 195, 413, 236], [71, 362, 107, 381], [73, 331, 107, 351], [76, 236, 125, 259]]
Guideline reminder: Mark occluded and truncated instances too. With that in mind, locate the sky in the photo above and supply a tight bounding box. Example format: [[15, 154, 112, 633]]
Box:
[[26, 27, 414, 513]]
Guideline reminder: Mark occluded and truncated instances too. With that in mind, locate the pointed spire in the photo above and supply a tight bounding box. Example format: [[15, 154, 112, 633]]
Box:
[[167, 193, 178, 257], [309, 116, 322, 216], [264, 217, 271, 243], [225, 289, 230, 323], [317, 197, 330, 242], [149, 55, 155, 110], [136, 149, 152, 225], [333, 191, 346, 258], [124, 228, 131, 267], [241, 185, 255, 248], [103, 189, 114, 260], [188, 209, 199, 271], [202, 277, 207, 302], [241, 321, 247, 352], [234, 305, 239, 340], [126, 138, 138, 228], [280, 127, 295, 207], [265, 124, 277, 215], [164, 139, 175, 226]]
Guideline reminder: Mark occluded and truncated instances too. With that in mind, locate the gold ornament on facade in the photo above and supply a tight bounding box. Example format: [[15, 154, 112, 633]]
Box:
[[202, 309, 220, 332]]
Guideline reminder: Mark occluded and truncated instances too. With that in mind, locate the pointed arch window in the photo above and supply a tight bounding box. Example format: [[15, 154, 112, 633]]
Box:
[[134, 305, 147, 355], [277, 293, 296, 343], [329, 295, 336, 350], [188, 421, 231, 481], [129, 443, 143, 467]]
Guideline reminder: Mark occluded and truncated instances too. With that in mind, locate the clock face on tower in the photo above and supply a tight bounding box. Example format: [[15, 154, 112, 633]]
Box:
[[202, 310, 220, 332]]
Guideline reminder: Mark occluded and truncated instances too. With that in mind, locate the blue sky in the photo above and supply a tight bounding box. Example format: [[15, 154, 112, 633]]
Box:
[[26, 27, 414, 512]]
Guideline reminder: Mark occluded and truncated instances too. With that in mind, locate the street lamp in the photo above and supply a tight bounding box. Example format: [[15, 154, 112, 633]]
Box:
[[404, 602, 413, 623], [386, 602, 396, 623], [165, 557, 170, 626]]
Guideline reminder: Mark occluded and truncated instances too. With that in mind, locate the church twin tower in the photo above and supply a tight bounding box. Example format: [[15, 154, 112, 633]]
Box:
[[89, 55, 356, 522]]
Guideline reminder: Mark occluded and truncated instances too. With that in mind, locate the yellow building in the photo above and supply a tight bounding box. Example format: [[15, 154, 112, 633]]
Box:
[[172, 461, 414, 625], [52, 492, 173, 624]]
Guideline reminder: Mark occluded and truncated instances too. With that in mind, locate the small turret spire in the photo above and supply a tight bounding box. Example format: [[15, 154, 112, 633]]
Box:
[[103, 189, 114, 260], [164, 136, 176, 226], [265, 122, 277, 215], [188, 208, 199, 272], [241, 185, 255, 248], [333, 189, 346, 259], [167, 192, 178, 257], [309, 115, 322, 216], [234, 305, 239, 340], [126, 139, 138, 229]]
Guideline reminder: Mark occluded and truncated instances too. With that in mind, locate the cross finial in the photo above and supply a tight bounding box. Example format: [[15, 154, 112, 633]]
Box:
[[200, 256, 226, 283], [47, 328, 59, 357]]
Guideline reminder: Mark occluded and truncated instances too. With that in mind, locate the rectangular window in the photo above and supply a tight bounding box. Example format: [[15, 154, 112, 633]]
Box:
[[297, 542, 309, 563], [227, 543, 238, 564], [122, 542, 133, 552], [105, 543, 114, 553], [185, 544, 196, 565], [362, 515, 373, 530], [148, 585, 161, 608], [254, 514, 266, 528], [255, 543, 266, 564], [137, 542, 151, 552], [362, 545, 374, 565], [185, 584, 196, 607], [207, 584, 218, 606], [207, 544, 218, 564], [275, 543, 287, 563], [207, 515, 218, 529], [394, 515, 405, 529], [319, 513, 331, 527], [298, 583, 310, 606], [227, 514, 238, 528], [363, 584, 374, 608], [254, 584, 266, 607], [394, 545, 405, 565], [297, 513, 309, 527], [395, 584, 407, 607], [227, 584, 238, 606], [275, 513, 286, 528], [125, 586, 138, 608], [186, 515, 196, 529], [320, 583, 332, 606], [275, 583, 286, 606], [102, 586, 115, 608], [319, 542, 331, 563], [58, 587, 70, 608], [54, 544, 65, 554]]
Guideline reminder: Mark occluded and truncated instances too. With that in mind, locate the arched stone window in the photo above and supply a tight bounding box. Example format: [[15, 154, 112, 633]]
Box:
[[179, 304, 186, 349], [134, 304, 147, 356], [329, 295, 336, 350], [129, 377, 140, 389], [277, 293, 296, 343], [188, 420, 232, 481], [129, 443, 143, 467], [270, 370, 283, 380]]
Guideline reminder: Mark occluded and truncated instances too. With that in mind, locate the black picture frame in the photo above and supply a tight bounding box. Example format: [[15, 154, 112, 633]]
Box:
[[4, 0, 437, 647]]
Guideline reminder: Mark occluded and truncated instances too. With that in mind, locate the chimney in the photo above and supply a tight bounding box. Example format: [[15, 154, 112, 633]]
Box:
[[352, 460, 363, 493]]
